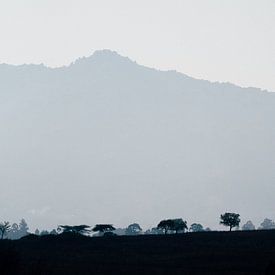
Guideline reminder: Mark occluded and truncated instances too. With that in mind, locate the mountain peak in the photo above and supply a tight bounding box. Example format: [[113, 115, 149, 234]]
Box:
[[71, 49, 134, 68], [92, 49, 121, 58], [91, 49, 134, 64]]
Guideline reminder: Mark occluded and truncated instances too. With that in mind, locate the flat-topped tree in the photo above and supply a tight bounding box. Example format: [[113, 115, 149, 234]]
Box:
[[57, 225, 91, 235], [92, 224, 115, 235], [220, 213, 240, 231]]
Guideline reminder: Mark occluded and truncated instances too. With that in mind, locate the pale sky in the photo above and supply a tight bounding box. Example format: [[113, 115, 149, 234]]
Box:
[[0, 0, 274, 91]]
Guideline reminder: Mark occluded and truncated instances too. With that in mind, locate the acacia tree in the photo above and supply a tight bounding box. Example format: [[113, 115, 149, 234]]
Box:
[[220, 213, 240, 231], [57, 225, 91, 235], [0, 221, 11, 239], [125, 223, 142, 235], [92, 224, 115, 235]]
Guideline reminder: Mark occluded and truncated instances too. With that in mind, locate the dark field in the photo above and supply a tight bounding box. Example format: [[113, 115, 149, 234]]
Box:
[[1, 230, 275, 275]]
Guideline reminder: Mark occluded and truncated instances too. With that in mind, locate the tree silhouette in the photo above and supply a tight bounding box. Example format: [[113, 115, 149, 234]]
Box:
[[125, 223, 142, 235], [259, 218, 275, 230], [157, 219, 187, 234], [144, 227, 163, 235], [171, 219, 188, 233], [5, 220, 29, 239], [8, 223, 19, 239], [220, 213, 240, 231], [58, 225, 91, 235], [0, 222, 11, 239], [92, 224, 115, 235], [157, 220, 174, 234], [190, 223, 204, 232], [18, 219, 29, 238], [242, 220, 255, 231]]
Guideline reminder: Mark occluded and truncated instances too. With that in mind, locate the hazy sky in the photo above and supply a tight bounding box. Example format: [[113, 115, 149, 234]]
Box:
[[0, 0, 274, 91]]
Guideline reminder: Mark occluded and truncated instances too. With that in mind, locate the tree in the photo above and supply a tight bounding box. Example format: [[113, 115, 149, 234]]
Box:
[[242, 220, 255, 231], [190, 223, 204, 232], [34, 229, 40, 235], [157, 219, 187, 234], [8, 223, 20, 239], [58, 225, 91, 235], [157, 220, 174, 234], [171, 219, 188, 233], [259, 218, 275, 230], [92, 224, 115, 235], [220, 213, 240, 231], [18, 219, 29, 238], [125, 223, 142, 235], [144, 227, 163, 235], [2, 219, 29, 239], [0, 221, 11, 239]]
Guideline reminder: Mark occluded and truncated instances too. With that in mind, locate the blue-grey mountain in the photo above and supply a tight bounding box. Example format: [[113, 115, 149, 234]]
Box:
[[0, 50, 274, 229]]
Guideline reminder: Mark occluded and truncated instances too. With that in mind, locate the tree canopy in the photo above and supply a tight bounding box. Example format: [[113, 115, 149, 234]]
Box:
[[259, 218, 275, 230], [58, 225, 91, 235], [125, 223, 142, 235], [220, 213, 240, 231], [242, 220, 255, 231], [92, 224, 115, 234], [0, 221, 11, 239], [190, 223, 204, 232], [157, 219, 187, 234]]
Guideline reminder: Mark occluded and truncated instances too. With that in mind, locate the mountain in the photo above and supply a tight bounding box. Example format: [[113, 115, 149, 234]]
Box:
[[0, 50, 274, 229]]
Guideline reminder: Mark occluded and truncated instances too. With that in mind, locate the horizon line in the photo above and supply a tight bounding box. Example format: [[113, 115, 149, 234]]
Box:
[[0, 49, 272, 93]]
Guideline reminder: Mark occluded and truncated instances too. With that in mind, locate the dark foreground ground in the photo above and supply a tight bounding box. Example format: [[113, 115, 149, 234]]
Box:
[[1, 230, 275, 275]]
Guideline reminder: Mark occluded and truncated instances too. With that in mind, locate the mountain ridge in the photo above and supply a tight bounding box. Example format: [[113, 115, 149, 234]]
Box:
[[0, 49, 274, 230], [0, 49, 271, 93]]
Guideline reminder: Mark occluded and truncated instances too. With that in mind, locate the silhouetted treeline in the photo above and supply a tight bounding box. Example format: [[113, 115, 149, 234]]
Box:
[[1, 214, 275, 240], [0, 219, 29, 239]]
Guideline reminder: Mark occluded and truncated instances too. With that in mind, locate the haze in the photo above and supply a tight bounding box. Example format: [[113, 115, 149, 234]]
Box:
[[0, 0, 274, 92], [0, 1, 275, 231], [1, 50, 275, 231]]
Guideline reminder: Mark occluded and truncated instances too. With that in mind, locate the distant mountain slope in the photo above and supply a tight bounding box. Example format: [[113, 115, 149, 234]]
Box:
[[0, 50, 274, 229]]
